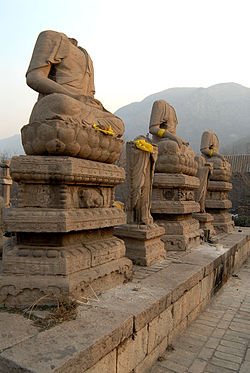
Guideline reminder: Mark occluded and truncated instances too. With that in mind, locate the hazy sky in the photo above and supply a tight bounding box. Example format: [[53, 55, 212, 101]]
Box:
[[1, 0, 250, 139]]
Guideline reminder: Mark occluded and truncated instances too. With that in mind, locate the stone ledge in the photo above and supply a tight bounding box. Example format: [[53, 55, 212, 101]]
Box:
[[207, 180, 232, 191], [206, 199, 232, 209], [4, 207, 126, 233], [114, 224, 165, 240], [10, 156, 125, 185], [0, 228, 249, 373], [151, 200, 200, 214], [153, 173, 199, 189]]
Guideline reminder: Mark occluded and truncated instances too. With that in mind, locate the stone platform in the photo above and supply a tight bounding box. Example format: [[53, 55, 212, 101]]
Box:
[[0, 228, 249, 373], [193, 212, 216, 240], [206, 180, 234, 234], [152, 173, 202, 251], [115, 224, 166, 266], [0, 156, 132, 307]]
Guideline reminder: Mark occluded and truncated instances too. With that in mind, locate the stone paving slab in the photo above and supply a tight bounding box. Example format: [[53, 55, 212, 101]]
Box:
[[0, 312, 38, 352], [151, 256, 250, 372], [0, 307, 133, 373]]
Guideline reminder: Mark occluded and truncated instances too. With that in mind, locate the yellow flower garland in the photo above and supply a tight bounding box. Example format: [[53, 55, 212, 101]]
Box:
[[92, 123, 114, 135], [135, 139, 153, 153]]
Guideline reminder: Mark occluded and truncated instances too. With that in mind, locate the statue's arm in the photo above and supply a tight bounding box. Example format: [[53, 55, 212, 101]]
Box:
[[200, 131, 225, 160], [201, 147, 225, 160], [149, 125, 188, 146], [26, 65, 82, 100]]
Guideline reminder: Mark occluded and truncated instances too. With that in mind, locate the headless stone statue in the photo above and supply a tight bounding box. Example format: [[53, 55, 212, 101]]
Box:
[[198, 131, 234, 234], [126, 137, 158, 225], [149, 100, 197, 175], [21, 30, 124, 163], [115, 138, 166, 266], [194, 155, 213, 213], [200, 130, 231, 181]]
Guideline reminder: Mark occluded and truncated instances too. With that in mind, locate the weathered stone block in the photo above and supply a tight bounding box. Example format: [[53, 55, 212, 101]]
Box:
[[134, 337, 168, 373], [84, 350, 116, 373], [148, 307, 173, 353], [115, 224, 166, 266], [152, 173, 201, 251], [117, 325, 148, 373], [153, 173, 200, 189], [201, 273, 214, 301], [0, 156, 132, 307]]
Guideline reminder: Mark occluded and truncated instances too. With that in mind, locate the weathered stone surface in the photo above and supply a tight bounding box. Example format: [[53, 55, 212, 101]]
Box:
[[84, 350, 116, 373], [151, 200, 200, 214], [0, 307, 133, 373], [116, 140, 165, 266], [193, 212, 220, 240], [0, 312, 38, 352], [207, 181, 232, 192], [22, 121, 124, 163], [22, 30, 124, 162], [161, 230, 202, 251], [155, 216, 199, 235], [134, 336, 168, 373], [115, 224, 166, 266], [4, 207, 126, 233], [11, 155, 125, 185], [125, 140, 157, 226], [1, 155, 132, 307], [0, 256, 132, 307], [117, 325, 148, 373], [2, 235, 126, 275], [196, 132, 234, 234], [153, 173, 200, 189], [206, 199, 232, 209], [148, 307, 173, 353], [152, 163, 201, 251], [199, 130, 232, 182], [149, 100, 197, 175], [154, 216, 202, 251], [0, 229, 249, 372]]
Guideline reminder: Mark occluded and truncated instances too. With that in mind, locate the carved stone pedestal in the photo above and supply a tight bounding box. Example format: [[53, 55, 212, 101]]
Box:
[[206, 181, 234, 234], [151, 174, 202, 251], [0, 161, 12, 257], [0, 156, 133, 307], [115, 224, 166, 266], [193, 212, 216, 240]]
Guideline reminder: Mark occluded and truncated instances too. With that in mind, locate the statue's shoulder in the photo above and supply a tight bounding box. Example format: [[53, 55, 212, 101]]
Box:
[[37, 30, 68, 42], [203, 130, 215, 137]]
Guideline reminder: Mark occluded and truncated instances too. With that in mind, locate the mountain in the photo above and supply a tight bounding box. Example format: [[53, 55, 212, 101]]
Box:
[[115, 83, 250, 153], [1, 83, 249, 156], [221, 134, 250, 155], [0, 134, 24, 158]]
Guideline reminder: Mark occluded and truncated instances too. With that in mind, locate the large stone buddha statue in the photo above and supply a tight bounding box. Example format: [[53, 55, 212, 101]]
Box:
[[149, 100, 197, 175], [21, 30, 124, 163], [200, 130, 231, 181]]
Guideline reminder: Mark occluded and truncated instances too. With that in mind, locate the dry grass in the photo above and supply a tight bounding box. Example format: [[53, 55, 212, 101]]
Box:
[[32, 299, 78, 330]]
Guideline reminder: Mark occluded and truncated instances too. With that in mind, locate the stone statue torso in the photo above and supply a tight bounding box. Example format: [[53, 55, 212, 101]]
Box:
[[26, 30, 95, 99]]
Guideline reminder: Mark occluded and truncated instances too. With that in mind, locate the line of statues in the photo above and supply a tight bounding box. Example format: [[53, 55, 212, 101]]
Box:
[[22, 30, 234, 253], [0, 30, 234, 307]]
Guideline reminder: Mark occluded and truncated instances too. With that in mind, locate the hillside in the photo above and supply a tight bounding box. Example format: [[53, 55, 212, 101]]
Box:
[[115, 83, 250, 153], [0, 134, 24, 158], [0, 83, 250, 156], [221, 134, 250, 155]]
